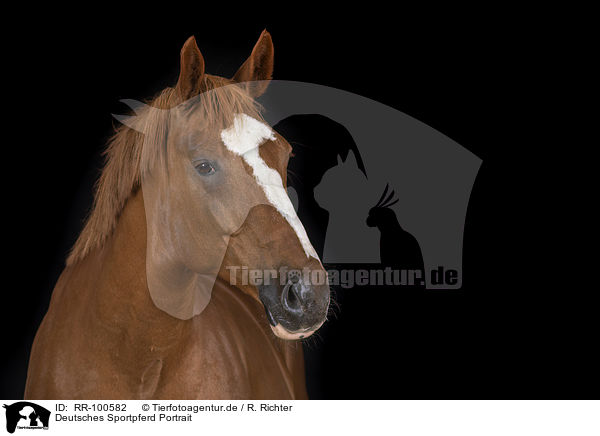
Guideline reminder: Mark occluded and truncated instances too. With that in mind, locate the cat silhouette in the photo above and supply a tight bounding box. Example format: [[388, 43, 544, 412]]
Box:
[[315, 150, 379, 263]]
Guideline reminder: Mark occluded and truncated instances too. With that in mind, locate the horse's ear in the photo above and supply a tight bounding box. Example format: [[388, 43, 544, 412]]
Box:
[[232, 29, 274, 97], [176, 36, 206, 101]]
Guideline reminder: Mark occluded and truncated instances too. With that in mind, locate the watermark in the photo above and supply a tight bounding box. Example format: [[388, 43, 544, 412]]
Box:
[[226, 265, 458, 289], [2, 402, 50, 433], [115, 78, 481, 319]]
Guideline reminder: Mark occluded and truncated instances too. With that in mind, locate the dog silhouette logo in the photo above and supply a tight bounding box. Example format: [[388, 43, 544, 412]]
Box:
[[3, 402, 50, 433]]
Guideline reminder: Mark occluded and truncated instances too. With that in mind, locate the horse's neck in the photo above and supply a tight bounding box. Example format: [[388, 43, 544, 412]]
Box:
[[76, 189, 185, 352], [51, 190, 306, 397]]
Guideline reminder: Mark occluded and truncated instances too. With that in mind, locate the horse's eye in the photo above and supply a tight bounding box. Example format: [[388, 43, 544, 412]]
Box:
[[195, 160, 216, 176]]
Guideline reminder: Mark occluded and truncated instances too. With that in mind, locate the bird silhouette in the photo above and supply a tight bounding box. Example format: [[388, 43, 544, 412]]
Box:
[[366, 184, 425, 285]]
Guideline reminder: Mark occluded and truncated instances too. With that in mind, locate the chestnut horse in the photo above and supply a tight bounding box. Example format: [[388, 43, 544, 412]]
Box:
[[25, 31, 330, 399]]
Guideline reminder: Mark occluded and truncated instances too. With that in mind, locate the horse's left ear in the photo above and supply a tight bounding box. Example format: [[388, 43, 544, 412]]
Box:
[[176, 36, 206, 101], [232, 29, 274, 97]]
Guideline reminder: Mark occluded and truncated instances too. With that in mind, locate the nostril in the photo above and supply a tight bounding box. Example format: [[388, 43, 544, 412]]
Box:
[[286, 285, 299, 307], [281, 275, 304, 312]]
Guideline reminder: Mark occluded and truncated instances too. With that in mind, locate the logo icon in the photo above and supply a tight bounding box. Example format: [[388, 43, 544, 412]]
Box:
[[3, 402, 50, 433]]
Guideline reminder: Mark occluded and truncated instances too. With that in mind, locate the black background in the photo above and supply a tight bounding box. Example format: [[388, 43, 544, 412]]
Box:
[[1, 9, 592, 399]]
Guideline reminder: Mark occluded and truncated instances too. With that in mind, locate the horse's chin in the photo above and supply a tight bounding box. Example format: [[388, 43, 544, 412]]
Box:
[[270, 323, 322, 340]]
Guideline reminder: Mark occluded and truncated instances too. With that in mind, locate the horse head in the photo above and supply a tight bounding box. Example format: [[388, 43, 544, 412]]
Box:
[[113, 32, 330, 339]]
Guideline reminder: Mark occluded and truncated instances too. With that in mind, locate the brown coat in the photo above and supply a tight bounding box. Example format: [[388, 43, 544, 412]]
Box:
[[25, 191, 308, 399]]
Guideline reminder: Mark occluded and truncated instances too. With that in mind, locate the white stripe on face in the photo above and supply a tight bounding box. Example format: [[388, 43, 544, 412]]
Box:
[[220, 113, 318, 260]]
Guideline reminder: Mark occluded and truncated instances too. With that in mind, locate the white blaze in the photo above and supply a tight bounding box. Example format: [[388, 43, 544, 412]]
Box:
[[221, 113, 318, 259]]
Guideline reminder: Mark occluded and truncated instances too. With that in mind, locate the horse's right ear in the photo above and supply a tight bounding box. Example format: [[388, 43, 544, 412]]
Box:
[[176, 36, 206, 101]]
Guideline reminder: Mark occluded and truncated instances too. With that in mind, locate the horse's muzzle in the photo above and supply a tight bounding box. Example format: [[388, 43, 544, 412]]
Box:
[[258, 268, 330, 340]]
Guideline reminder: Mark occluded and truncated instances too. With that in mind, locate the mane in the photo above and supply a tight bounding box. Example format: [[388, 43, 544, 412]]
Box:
[[66, 75, 262, 266]]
